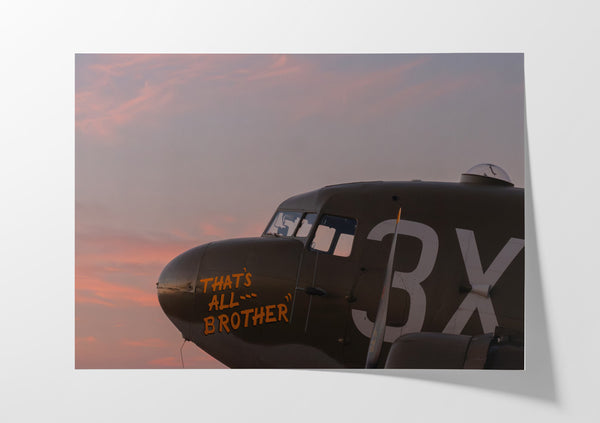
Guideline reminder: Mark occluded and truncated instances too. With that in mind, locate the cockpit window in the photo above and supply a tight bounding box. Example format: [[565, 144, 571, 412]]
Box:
[[295, 213, 317, 238], [265, 211, 302, 237], [310, 215, 357, 257], [333, 233, 354, 257]]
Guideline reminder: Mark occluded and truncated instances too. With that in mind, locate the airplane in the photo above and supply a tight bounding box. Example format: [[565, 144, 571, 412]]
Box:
[[157, 163, 524, 369]]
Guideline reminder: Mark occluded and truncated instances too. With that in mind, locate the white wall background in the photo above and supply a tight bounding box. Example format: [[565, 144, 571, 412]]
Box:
[[1, 1, 599, 422]]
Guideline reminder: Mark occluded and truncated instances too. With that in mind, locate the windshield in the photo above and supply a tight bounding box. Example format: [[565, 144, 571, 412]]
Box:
[[295, 213, 317, 238], [264, 211, 303, 237]]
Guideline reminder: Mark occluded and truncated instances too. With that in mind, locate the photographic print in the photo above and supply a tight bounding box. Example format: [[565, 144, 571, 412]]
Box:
[[75, 54, 524, 369]]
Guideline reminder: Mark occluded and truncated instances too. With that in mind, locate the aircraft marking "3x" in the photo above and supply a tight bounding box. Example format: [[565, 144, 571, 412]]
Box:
[[351, 220, 524, 342]]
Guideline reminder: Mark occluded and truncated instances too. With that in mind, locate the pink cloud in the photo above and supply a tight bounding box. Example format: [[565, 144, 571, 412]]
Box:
[[76, 228, 199, 265], [147, 356, 180, 367], [239, 221, 266, 238], [122, 338, 169, 348], [199, 222, 226, 238], [247, 55, 305, 81], [196, 215, 241, 238], [273, 55, 288, 68], [76, 295, 116, 308], [75, 226, 204, 311], [75, 55, 324, 139], [76, 55, 219, 137], [88, 55, 162, 76], [76, 336, 97, 344], [76, 81, 173, 137], [76, 274, 158, 308], [76, 55, 438, 139], [287, 57, 431, 121], [355, 76, 473, 121], [148, 354, 225, 368], [220, 215, 237, 224]]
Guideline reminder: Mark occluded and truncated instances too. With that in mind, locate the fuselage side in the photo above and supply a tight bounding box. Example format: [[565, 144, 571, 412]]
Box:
[[158, 180, 524, 368]]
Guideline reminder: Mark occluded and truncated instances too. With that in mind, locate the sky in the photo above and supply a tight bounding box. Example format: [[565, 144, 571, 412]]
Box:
[[75, 53, 524, 368]]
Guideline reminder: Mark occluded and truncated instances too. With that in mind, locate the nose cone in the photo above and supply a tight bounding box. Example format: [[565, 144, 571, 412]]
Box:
[[157, 236, 305, 367], [157, 245, 208, 336]]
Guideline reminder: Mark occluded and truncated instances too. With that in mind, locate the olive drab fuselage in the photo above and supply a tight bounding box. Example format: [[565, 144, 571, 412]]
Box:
[[157, 178, 524, 368]]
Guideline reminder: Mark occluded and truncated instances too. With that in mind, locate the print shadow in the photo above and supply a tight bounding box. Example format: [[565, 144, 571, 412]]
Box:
[[323, 108, 558, 403]]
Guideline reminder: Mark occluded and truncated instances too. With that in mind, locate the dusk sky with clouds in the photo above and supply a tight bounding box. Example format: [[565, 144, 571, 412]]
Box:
[[75, 54, 524, 368]]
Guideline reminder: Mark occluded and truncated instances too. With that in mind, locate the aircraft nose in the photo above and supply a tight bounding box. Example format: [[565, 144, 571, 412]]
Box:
[[157, 245, 208, 330]]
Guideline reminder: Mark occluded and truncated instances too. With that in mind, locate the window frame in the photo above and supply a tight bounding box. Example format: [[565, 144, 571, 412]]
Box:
[[293, 212, 318, 239], [263, 210, 303, 237], [308, 213, 358, 257]]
